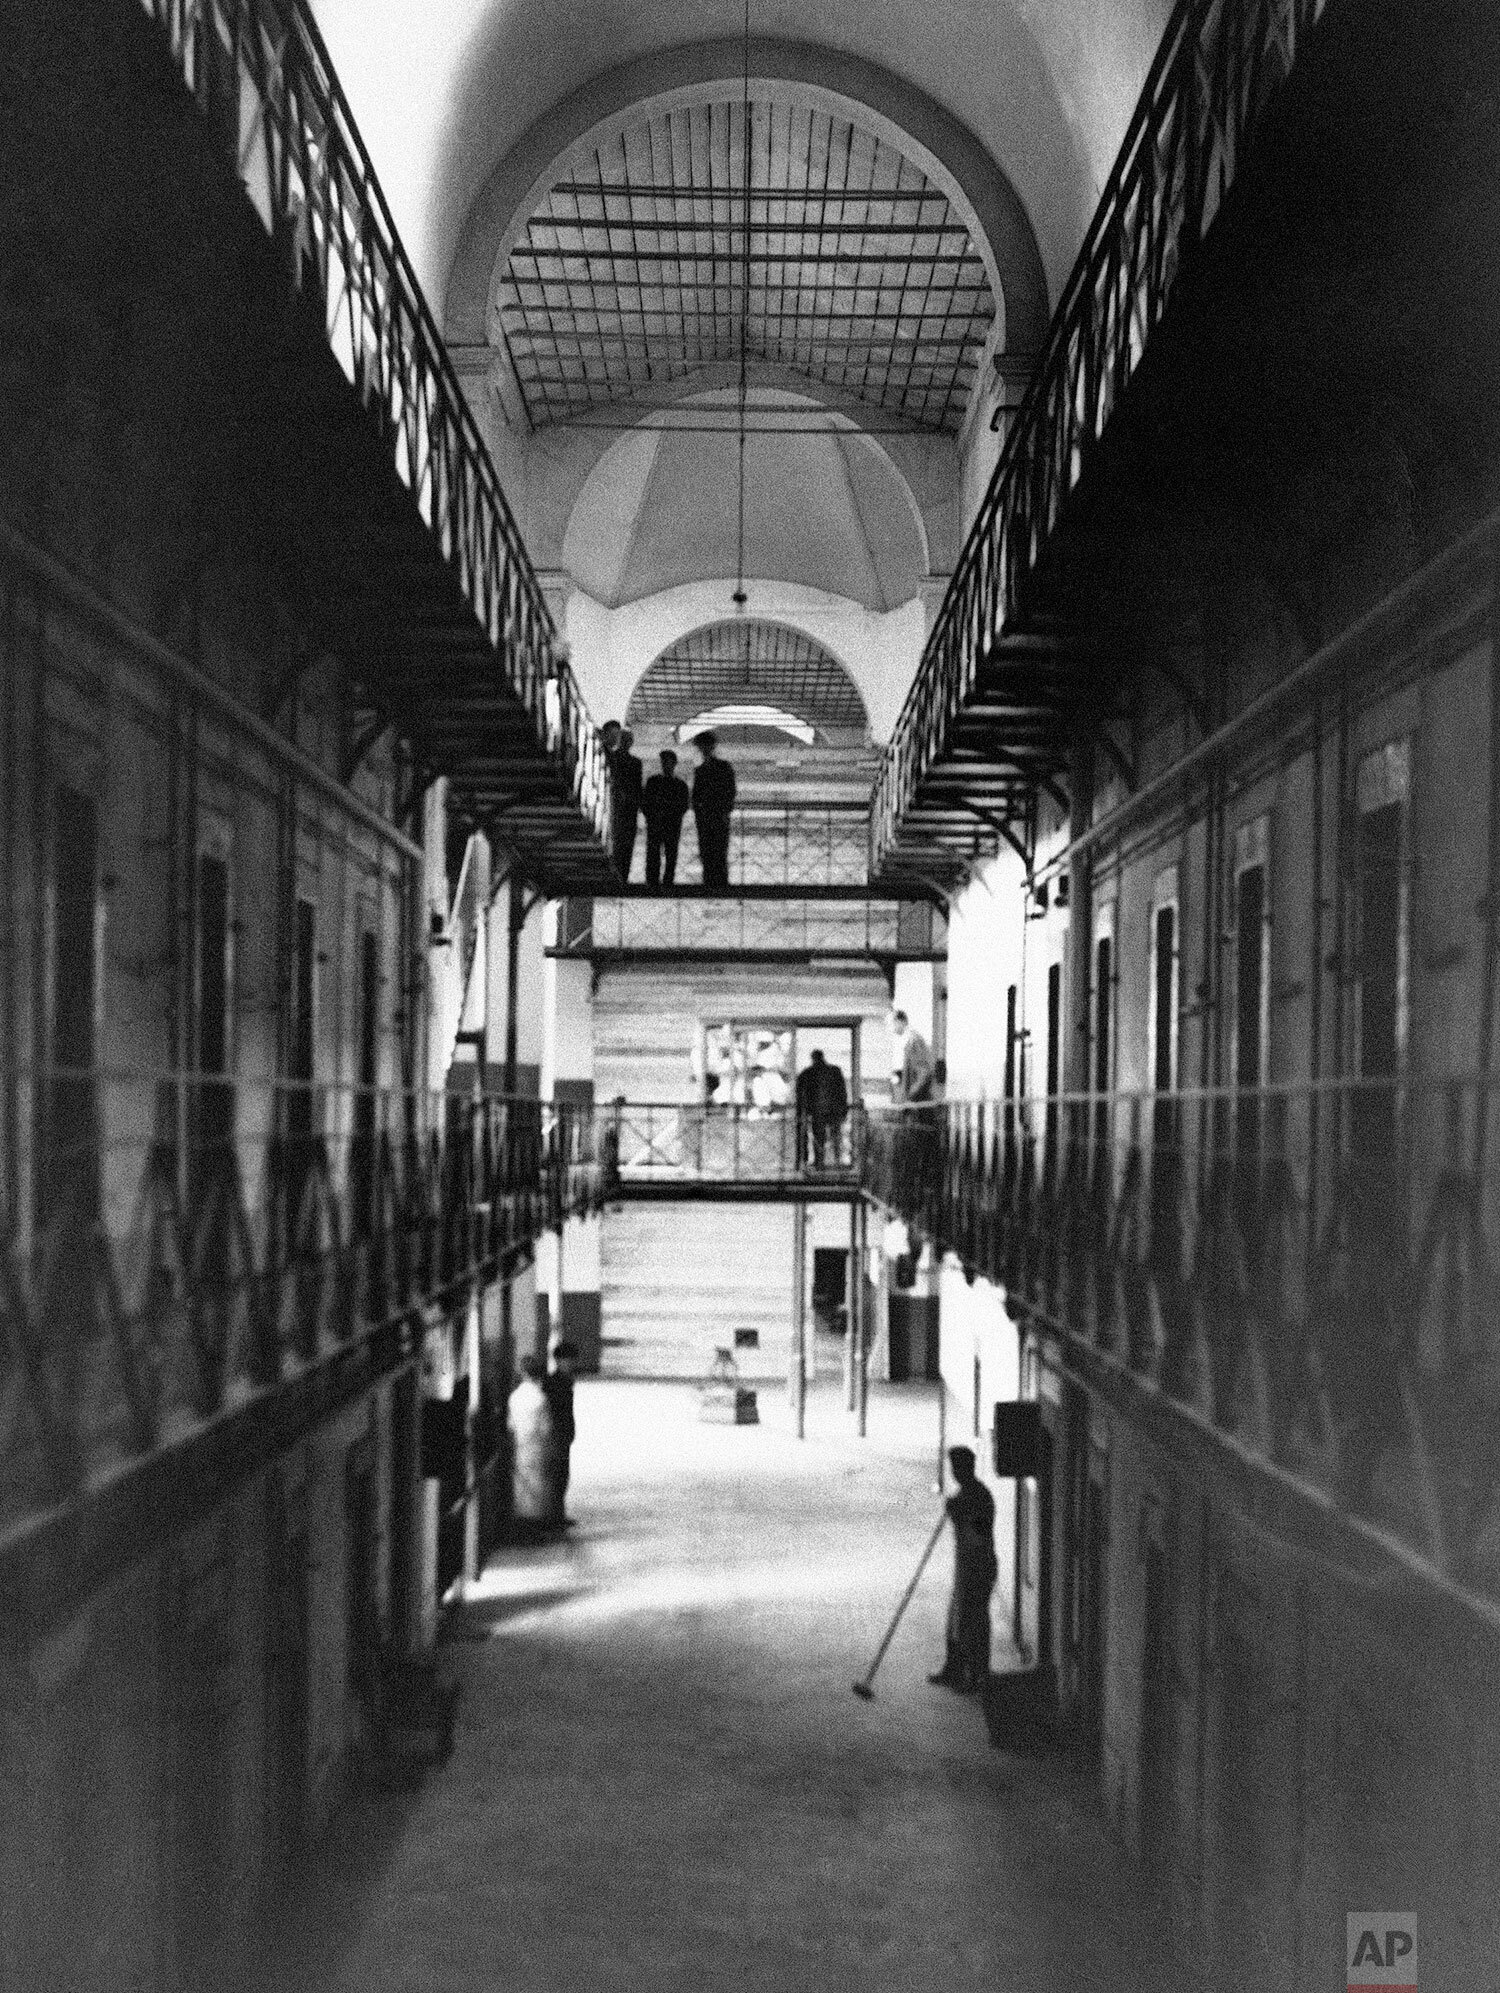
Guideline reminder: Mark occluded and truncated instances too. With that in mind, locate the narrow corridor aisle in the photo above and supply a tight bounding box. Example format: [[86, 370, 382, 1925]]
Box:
[[255, 1382, 1177, 1993]]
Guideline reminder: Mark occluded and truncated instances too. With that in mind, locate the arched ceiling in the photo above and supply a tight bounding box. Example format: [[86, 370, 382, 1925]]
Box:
[[494, 92, 995, 435], [562, 387, 928, 610], [627, 620, 868, 733], [310, 0, 1176, 328]]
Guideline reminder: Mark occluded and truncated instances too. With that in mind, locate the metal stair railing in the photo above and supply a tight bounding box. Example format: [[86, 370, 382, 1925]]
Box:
[[870, 0, 1332, 873], [133, 0, 611, 851]]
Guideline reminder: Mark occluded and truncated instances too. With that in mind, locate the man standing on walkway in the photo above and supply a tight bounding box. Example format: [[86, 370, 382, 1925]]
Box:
[[890, 1009, 936, 1103], [601, 720, 642, 880], [795, 1048, 849, 1168], [641, 748, 691, 888], [543, 1340, 579, 1527], [610, 726, 644, 881], [929, 1446, 997, 1692], [691, 730, 736, 889]]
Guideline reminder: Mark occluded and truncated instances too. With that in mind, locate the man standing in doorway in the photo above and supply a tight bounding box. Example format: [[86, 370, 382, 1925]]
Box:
[[929, 1446, 997, 1692], [642, 749, 691, 888], [890, 1009, 936, 1102], [795, 1048, 849, 1168], [691, 731, 736, 889]]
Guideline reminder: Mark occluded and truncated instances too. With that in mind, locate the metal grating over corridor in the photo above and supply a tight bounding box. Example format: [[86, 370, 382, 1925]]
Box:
[[627, 621, 868, 734], [493, 95, 996, 434]]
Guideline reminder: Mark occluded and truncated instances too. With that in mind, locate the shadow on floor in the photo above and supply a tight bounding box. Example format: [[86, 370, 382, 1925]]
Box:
[[445, 1585, 590, 1639]]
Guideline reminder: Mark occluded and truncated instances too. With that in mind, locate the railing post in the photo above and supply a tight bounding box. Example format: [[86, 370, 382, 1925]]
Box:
[[856, 1195, 870, 1439], [846, 1197, 860, 1413], [790, 1198, 807, 1439]]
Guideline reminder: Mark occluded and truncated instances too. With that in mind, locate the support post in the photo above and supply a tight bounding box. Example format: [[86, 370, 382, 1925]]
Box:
[[542, 1218, 563, 1365], [790, 1200, 807, 1439], [845, 1199, 859, 1412], [504, 878, 522, 1092], [936, 1370, 948, 1493], [856, 1198, 870, 1438]]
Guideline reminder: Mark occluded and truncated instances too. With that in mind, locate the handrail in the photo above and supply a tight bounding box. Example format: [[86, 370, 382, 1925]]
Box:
[[134, 0, 612, 855], [0, 1064, 610, 1527], [606, 1100, 865, 1182], [870, 0, 1331, 873]]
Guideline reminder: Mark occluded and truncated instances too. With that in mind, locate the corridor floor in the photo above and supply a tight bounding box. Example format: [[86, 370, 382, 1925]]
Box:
[[256, 1380, 1178, 1993]]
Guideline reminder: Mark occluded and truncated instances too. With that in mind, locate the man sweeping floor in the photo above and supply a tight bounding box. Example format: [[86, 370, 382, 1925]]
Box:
[[928, 1446, 997, 1693]]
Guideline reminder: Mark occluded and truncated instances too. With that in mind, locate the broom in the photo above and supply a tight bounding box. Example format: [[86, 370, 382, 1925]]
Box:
[[851, 1510, 947, 1700]]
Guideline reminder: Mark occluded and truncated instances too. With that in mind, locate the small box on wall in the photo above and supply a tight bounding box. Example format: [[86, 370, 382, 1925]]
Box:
[[992, 1400, 1041, 1477]]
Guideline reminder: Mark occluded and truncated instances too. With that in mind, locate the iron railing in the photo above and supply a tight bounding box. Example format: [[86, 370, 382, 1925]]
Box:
[[0, 1065, 609, 1534], [606, 1101, 866, 1185], [870, 0, 1330, 871], [727, 807, 872, 889], [864, 1077, 1500, 1589], [567, 897, 942, 959], [134, 0, 611, 850]]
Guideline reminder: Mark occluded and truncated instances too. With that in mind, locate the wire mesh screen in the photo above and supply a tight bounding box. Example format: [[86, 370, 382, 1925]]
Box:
[[497, 95, 996, 433], [628, 622, 867, 734]]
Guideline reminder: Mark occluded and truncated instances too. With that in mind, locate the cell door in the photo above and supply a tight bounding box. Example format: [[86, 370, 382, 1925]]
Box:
[[1139, 1529, 1174, 1888], [1081, 1460, 1108, 1756], [1353, 744, 1409, 1166], [41, 781, 100, 1220], [265, 1480, 309, 1885]]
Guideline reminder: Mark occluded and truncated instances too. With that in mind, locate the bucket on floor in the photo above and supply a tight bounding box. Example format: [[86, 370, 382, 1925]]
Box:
[[981, 1663, 1060, 1754], [699, 1346, 760, 1425]]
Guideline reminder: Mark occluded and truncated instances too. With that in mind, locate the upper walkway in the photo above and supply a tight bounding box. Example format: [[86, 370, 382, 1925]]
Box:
[[558, 896, 945, 967], [606, 1103, 867, 1203], [864, 1075, 1500, 1612], [0, 1066, 606, 1588]]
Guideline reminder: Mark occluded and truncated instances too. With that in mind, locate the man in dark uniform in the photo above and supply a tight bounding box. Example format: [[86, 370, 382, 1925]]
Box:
[[543, 1340, 579, 1527], [641, 748, 691, 888], [608, 726, 644, 880], [929, 1446, 997, 1692], [794, 1048, 849, 1167], [691, 730, 736, 888]]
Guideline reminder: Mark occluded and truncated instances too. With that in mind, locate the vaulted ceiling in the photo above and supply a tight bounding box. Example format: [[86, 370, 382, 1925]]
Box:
[[306, 0, 1177, 820], [311, 0, 1175, 327], [494, 94, 995, 435]]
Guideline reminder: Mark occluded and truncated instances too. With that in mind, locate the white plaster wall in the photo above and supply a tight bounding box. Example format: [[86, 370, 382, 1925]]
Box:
[[943, 841, 1068, 1105], [944, 854, 1023, 1096], [543, 954, 594, 1094], [564, 581, 928, 745]]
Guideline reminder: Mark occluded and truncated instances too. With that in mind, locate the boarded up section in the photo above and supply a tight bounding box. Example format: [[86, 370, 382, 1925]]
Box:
[[601, 1203, 794, 1380], [593, 962, 892, 1104]]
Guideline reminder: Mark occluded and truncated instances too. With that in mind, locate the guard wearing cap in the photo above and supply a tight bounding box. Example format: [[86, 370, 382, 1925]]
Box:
[[690, 731, 736, 888]]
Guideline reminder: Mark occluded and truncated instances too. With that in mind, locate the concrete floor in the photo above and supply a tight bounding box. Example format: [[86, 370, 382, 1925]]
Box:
[[255, 1380, 1179, 1993]]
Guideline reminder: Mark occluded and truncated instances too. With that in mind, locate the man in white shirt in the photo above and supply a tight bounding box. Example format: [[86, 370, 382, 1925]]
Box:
[[508, 1354, 557, 1540]]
